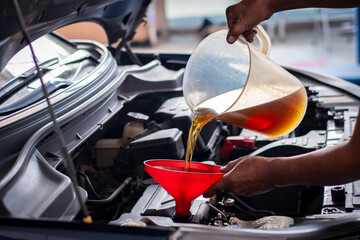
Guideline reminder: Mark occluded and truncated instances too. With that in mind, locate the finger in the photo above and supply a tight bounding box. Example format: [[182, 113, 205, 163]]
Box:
[[203, 175, 229, 198], [243, 29, 257, 43], [225, 3, 245, 44], [202, 186, 218, 198], [227, 23, 245, 44], [225, 5, 237, 30], [220, 158, 241, 173]]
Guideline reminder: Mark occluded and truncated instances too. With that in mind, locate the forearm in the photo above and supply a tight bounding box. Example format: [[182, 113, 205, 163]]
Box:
[[272, 115, 360, 187], [271, 0, 360, 13], [225, 0, 360, 44]]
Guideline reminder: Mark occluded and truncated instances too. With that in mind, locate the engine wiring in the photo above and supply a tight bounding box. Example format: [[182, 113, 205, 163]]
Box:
[[78, 171, 102, 200], [228, 193, 276, 217], [206, 202, 228, 220]]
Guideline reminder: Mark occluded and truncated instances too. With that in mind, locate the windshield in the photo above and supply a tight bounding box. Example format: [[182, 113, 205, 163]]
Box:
[[0, 34, 98, 115]]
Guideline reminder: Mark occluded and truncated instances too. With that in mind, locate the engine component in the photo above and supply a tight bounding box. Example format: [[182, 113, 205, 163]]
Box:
[[229, 216, 294, 230], [122, 112, 149, 145], [129, 128, 184, 161], [154, 96, 227, 162], [331, 186, 346, 203], [95, 139, 122, 168], [191, 202, 210, 224]]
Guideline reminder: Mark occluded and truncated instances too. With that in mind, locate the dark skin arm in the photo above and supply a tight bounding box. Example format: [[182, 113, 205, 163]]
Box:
[[204, 113, 360, 197], [226, 0, 360, 43], [204, 0, 360, 197]]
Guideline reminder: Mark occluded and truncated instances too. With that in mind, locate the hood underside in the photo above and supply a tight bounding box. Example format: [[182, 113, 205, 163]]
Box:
[[0, 0, 151, 71]]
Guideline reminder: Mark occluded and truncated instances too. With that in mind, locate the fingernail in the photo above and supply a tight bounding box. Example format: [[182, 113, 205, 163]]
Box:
[[227, 36, 235, 44]]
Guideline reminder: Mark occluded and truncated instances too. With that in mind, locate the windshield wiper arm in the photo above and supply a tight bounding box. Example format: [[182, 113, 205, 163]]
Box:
[[0, 57, 59, 103], [0, 79, 72, 115], [0, 48, 98, 104]]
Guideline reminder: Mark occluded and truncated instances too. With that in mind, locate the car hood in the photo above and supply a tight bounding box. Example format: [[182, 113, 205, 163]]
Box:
[[0, 0, 151, 71]]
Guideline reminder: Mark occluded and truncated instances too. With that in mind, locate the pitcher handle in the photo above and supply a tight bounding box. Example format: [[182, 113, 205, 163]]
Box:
[[253, 25, 271, 57]]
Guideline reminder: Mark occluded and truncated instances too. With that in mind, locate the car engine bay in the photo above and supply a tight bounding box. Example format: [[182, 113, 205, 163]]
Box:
[[35, 50, 360, 229], [0, 32, 359, 238], [1, 0, 360, 238]]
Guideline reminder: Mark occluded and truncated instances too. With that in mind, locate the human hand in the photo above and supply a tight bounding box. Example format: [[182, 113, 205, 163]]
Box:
[[203, 156, 276, 197], [226, 0, 275, 43]]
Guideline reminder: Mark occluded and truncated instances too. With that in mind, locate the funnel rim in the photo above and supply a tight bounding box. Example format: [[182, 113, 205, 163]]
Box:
[[144, 159, 224, 175]]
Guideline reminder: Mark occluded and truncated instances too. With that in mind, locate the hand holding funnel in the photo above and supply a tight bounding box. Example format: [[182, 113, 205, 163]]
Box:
[[144, 160, 223, 217]]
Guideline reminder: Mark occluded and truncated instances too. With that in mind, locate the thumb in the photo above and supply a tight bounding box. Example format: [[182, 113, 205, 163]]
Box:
[[227, 23, 245, 44]]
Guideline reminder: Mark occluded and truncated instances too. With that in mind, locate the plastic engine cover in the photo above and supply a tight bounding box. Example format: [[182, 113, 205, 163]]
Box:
[[129, 128, 184, 161]]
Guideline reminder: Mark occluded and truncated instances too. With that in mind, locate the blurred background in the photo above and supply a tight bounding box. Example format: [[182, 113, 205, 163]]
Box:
[[56, 0, 360, 83]]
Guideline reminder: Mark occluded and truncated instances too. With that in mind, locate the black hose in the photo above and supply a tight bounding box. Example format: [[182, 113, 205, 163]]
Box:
[[228, 193, 275, 216], [233, 204, 269, 220], [87, 177, 132, 205], [206, 202, 227, 220], [78, 172, 101, 200]]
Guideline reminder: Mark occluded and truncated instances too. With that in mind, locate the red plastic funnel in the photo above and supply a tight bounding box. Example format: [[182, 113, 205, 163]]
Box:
[[144, 159, 224, 216]]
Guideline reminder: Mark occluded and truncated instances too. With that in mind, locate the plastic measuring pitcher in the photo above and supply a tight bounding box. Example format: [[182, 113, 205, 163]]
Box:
[[183, 26, 307, 137]]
